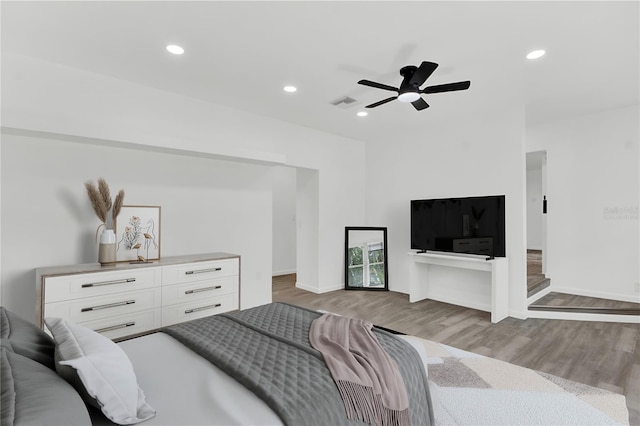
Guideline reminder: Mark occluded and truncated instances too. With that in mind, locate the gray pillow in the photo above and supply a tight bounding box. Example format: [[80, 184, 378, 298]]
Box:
[[1, 347, 91, 426], [0, 307, 55, 370]]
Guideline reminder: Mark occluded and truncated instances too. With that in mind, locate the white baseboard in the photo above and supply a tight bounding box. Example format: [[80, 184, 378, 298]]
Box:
[[272, 269, 296, 277], [295, 282, 343, 294], [508, 310, 529, 320], [319, 284, 344, 293], [552, 286, 640, 304], [294, 282, 317, 293]]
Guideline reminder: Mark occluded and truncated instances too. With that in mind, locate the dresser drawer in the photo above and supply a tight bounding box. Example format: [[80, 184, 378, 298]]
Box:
[[74, 309, 162, 340], [44, 287, 162, 324], [161, 293, 238, 326], [162, 259, 238, 286], [44, 267, 160, 303], [162, 276, 238, 306]]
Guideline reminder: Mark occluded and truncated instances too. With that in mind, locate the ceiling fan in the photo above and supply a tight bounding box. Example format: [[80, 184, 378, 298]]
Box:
[[358, 61, 471, 111]]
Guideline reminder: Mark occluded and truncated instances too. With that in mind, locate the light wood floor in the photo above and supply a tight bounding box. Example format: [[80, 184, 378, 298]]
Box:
[[272, 274, 640, 425]]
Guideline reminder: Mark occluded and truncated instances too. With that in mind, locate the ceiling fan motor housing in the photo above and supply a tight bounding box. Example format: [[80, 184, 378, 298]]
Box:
[[397, 65, 420, 102], [399, 65, 418, 77], [399, 65, 420, 95]]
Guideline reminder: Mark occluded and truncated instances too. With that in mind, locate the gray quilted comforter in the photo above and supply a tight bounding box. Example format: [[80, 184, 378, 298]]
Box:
[[163, 302, 434, 426]]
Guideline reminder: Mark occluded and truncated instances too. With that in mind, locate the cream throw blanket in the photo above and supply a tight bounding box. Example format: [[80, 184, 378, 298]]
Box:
[[309, 313, 410, 426]]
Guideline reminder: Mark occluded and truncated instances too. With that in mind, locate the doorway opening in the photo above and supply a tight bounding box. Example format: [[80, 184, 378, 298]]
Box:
[[271, 166, 320, 294], [272, 165, 297, 279], [525, 151, 550, 299], [525, 151, 640, 317]]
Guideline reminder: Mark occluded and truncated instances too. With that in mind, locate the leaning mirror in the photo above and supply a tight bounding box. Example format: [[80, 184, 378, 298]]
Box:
[[344, 227, 388, 290]]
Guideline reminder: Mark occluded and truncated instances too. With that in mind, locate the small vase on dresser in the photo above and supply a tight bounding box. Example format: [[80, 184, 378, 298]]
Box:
[[98, 229, 116, 265]]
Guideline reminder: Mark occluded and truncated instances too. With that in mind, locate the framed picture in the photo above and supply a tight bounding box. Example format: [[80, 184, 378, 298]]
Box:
[[115, 205, 161, 262]]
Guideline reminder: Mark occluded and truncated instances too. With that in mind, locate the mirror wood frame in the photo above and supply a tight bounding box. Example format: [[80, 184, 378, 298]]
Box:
[[344, 226, 389, 291]]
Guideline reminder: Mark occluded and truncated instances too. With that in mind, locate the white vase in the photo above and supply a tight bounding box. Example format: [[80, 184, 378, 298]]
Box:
[[98, 229, 116, 265]]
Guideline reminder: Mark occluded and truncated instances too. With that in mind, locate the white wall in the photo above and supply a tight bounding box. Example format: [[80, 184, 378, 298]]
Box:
[[1, 53, 366, 319], [365, 105, 528, 317], [295, 168, 319, 293], [526, 166, 543, 250], [1, 134, 273, 319], [272, 165, 296, 276], [0, 138, 2, 307], [527, 105, 639, 302]]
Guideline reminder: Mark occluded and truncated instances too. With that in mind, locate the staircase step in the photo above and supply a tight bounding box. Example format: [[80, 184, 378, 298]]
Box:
[[527, 277, 550, 298], [528, 305, 640, 315]]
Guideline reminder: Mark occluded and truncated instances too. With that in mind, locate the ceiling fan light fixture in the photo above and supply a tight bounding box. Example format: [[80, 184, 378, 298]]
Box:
[[398, 92, 420, 103], [166, 44, 184, 55], [526, 49, 546, 60], [283, 86, 297, 93]]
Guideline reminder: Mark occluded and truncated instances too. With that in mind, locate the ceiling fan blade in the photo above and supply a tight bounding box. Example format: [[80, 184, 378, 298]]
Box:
[[409, 61, 439, 87], [411, 97, 430, 111], [365, 97, 397, 108], [422, 81, 471, 94], [358, 79, 399, 92]]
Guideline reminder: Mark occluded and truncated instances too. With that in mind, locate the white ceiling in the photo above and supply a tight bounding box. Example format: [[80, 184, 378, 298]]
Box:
[[2, 1, 638, 144]]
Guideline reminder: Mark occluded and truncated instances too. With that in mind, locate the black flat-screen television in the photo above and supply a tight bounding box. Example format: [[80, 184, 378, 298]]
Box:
[[411, 195, 506, 257]]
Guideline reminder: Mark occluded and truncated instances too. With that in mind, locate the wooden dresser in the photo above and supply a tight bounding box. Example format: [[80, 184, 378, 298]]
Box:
[[36, 253, 240, 340]]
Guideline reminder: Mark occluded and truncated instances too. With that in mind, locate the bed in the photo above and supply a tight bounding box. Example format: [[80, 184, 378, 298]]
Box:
[[0, 303, 630, 426]]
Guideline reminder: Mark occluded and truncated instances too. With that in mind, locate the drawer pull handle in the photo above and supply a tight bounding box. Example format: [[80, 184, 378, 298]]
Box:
[[81, 278, 136, 288], [95, 322, 136, 334], [185, 303, 222, 314], [185, 268, 222, 275], [185, 285, 222, 295], [81, 300, 136, 312]]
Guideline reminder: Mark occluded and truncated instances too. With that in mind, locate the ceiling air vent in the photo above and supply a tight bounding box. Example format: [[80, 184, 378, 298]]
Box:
[[330, 96, 358, 109]]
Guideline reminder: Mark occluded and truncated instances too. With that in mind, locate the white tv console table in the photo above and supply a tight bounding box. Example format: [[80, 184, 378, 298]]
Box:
[[408, 251, 509, 323]]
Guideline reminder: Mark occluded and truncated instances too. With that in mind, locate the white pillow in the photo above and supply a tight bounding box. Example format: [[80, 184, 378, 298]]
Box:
[[44, 317, 155, 425]]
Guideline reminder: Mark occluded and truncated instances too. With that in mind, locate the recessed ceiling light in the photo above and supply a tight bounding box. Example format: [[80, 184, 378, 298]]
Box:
[[283, 86, 297, 93], [526, 49, 546, 60], [357, 111, 368, 117], [166, 44, 184, 55]]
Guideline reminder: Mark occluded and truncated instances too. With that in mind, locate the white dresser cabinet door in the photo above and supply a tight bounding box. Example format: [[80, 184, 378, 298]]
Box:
[[161, 293, 238, 326], [44, 287, 162, 323], [44, 268, 160, 303], [162, 259, 239, 285], [161, 276, 238, 306], [75, 309, 162, 340]]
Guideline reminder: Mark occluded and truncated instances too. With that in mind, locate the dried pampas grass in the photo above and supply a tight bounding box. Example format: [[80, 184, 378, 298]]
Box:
[[112, 189, 125, 230], [85, 181, 108, 224], [85, 178, 125, 229], [98, 178, 113, 212]]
